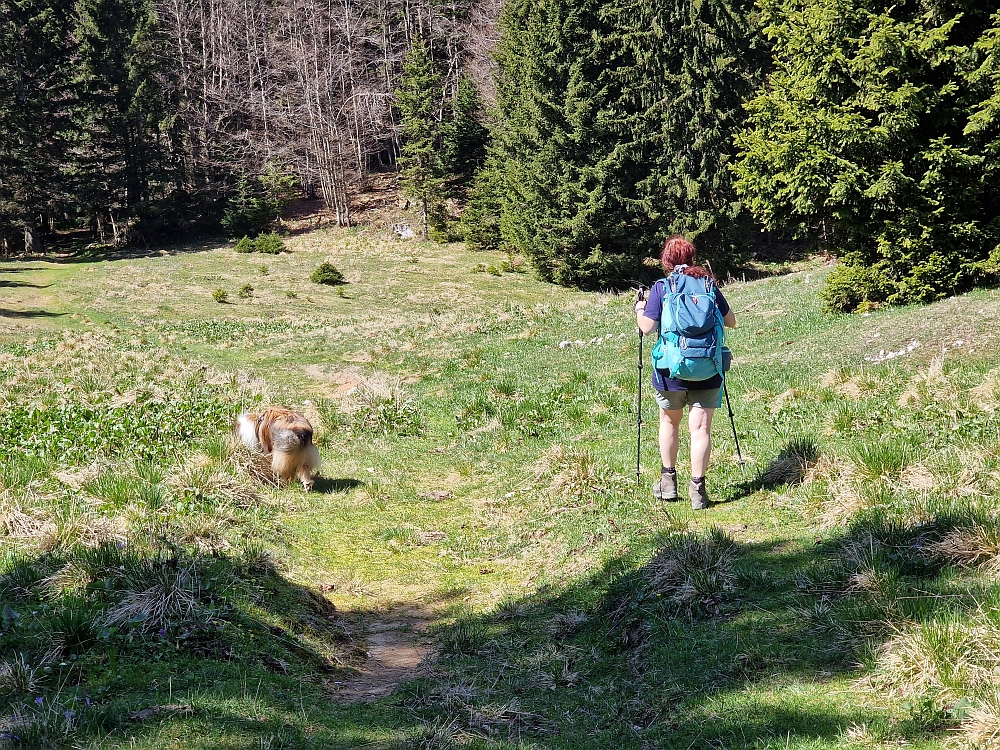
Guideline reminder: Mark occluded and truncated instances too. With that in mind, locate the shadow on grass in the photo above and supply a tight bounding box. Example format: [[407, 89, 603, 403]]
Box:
[[32, 236, 231, 264], [0, 308, 66, 319], [725, 438, 820, 504], [394, 511, 986, 749], [0, 544, 374, 749], [0, 280, 51, 289], [314, 477, 364, 494]]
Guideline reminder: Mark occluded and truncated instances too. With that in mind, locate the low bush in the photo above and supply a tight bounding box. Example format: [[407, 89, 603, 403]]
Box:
[[233, 232, 286, 255], [310, 262, 346, 285], [238, 284, 254, 299], [254, 232, 285, 254], [212, 288, 228, 303]]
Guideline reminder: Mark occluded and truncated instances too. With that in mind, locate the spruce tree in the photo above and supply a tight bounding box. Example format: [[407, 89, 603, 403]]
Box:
[[491, 0, 760, 286], [440, 75, 489, 190], [733, 0, 1000, 310], [395, 38, 447, 239], [0, 0, 79, 251], [74, 0, 168, 239]]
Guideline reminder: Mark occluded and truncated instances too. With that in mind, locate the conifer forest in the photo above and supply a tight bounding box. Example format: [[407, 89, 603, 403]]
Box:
[[2, 0, 1000, 309]]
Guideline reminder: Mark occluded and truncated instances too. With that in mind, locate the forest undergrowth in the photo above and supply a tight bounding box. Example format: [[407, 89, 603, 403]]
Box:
[[4, 230, 1000, 748]]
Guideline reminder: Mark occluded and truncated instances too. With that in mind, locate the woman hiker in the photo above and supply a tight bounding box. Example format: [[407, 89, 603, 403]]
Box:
[[634, 235, 737, 510]]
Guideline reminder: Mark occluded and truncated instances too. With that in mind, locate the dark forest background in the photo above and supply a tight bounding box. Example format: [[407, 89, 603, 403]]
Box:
[[2, 0, 999, 309]]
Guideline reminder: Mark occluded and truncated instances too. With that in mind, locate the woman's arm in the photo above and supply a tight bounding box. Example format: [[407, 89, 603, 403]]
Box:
[[635, 302, 658, 335], [723, 309, 736, 328]]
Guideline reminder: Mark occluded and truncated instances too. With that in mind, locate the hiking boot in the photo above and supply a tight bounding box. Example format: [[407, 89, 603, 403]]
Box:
[[651, 469, 678, 502], [690, 477, 710, 510]]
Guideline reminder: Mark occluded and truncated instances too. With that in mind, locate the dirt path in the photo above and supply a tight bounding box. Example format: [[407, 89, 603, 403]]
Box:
[[335, 609, 435, 703]]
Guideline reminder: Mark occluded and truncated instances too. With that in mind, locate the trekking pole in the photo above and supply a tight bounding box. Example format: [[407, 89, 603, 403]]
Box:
[[723, 375, 745, 467], [635, 287, 646, 487]]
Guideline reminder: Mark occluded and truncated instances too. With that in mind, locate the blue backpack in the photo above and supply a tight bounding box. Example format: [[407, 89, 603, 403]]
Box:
[[651, 273, 726, 381]]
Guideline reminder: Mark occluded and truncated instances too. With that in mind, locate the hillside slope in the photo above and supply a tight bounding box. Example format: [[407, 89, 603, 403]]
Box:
[[2, 231, 1000, 748]]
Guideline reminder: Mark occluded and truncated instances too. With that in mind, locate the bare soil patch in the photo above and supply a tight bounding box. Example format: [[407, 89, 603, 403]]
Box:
[[334, 607, 435, 703]]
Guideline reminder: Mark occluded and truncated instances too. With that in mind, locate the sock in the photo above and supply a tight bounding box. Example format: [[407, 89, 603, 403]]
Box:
[[691, 475, 705, 483], [661, 466, 676, 474]]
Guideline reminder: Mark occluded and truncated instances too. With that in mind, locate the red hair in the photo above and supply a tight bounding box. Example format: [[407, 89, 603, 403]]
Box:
[[660, 235, 711, 279]]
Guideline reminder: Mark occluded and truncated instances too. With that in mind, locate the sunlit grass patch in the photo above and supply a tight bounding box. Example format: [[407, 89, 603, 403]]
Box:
[[341, 371, 423, 436]]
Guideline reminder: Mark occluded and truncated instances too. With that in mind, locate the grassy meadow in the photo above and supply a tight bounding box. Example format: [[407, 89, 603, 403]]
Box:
[[4, 229, 1000, 748]]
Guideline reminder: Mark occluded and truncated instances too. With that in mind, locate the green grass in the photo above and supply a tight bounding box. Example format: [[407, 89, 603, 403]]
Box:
[[3, 233, 1000, 747]]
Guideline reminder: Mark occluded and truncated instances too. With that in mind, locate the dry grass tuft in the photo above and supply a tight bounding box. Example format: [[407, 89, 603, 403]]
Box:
[[898, 356, 957, 407], [645, 528, 738, 611], [902, 463, 937, 491], [971, 369, 1000, 414], [169, 460, 260, 508], [956, 691, 1000, 749], [545, 611, 588, 638], [833, 378, 866, 400], [101, 560, 206, 632], [0, 493, 48, 538], [876, 619, 974, 698], [769, 388, 803, 414], [759, 439, 819, 488], [923, 523, 1000, 570], [534, 445, 608, 499], [817, 470, 870, 528], [340, 371, 421, 435], [0, 653, 43, 696], [226, 440, 281, 488], [819, 369, 849, 389]]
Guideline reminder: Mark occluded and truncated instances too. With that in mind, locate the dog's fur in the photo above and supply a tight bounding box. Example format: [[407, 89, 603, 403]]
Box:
[[235, 406, 320, 491]]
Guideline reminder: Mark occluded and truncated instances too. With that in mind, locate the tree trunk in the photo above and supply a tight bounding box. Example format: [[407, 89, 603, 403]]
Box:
[[23, 221, 42, 253]]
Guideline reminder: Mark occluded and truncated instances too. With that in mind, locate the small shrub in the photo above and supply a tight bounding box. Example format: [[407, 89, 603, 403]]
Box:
[[212, 288, 228, 304], [258, 264, 268, 274], [221, 176, 280, 238], [238, 284, 254, 299], [286, 291, 297, 298], [234, 236, 254, 253], [254, 232, 285, 254], [819, 261, 894, 313], [311, 262, 346, 285]]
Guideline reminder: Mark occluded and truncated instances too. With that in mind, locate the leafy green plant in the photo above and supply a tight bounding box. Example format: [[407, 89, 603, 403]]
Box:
[[819, 261, 895, 313], [212, 288, 228, 303], [234, 236, 254, 253], [310, 262, 345, 285], [238, 284, 254, 299], [341, 373, 422, 436]]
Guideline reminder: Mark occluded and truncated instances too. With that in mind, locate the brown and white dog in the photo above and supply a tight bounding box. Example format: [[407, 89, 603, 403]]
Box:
[[235, 406, 320, 491]]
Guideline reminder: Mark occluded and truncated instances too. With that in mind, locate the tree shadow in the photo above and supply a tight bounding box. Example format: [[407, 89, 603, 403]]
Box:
[[399, 512, 982, 749], [0, 308, 66, 319], [0, 543, 373, 748], [34, 236, 231, 264], [0, 280, 51, 289]]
